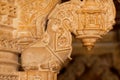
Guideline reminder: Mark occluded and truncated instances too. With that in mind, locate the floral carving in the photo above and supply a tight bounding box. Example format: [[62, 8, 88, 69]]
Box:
[[0, 0, 116, 80]]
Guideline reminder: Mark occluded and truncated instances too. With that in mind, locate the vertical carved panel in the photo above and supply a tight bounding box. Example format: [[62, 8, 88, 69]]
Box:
[[0, 0, 17, 26]]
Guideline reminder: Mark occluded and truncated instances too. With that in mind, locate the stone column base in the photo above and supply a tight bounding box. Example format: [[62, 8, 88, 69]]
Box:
[[0, 71, 57, 80]]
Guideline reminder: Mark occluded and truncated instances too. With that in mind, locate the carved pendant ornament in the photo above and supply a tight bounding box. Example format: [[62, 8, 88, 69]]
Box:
[[0, 0, 116, 80]]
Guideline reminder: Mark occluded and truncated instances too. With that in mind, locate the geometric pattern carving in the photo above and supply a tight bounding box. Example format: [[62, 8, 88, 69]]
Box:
[[0, 74, 18, 80], [0, 1, 17, 25]]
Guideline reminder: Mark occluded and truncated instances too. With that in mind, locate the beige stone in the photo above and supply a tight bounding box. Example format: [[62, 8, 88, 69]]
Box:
[[0, 0, 60, 80], [0, 0, 116, 80]]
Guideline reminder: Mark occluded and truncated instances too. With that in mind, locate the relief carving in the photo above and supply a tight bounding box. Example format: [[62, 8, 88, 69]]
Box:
[[0, 0, 61, 80], [0, 74, 18, 80], [0, 0, 116, 80]]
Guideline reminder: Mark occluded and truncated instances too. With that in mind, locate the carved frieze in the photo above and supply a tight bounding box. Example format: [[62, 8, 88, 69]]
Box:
[[0, 74, 18, 80]]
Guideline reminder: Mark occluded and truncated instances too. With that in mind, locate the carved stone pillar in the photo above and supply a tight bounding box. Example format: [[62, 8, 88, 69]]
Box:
[[0, 0, 19, 76], [0, 50, 19, 72], [0, 0, 61, 80]]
